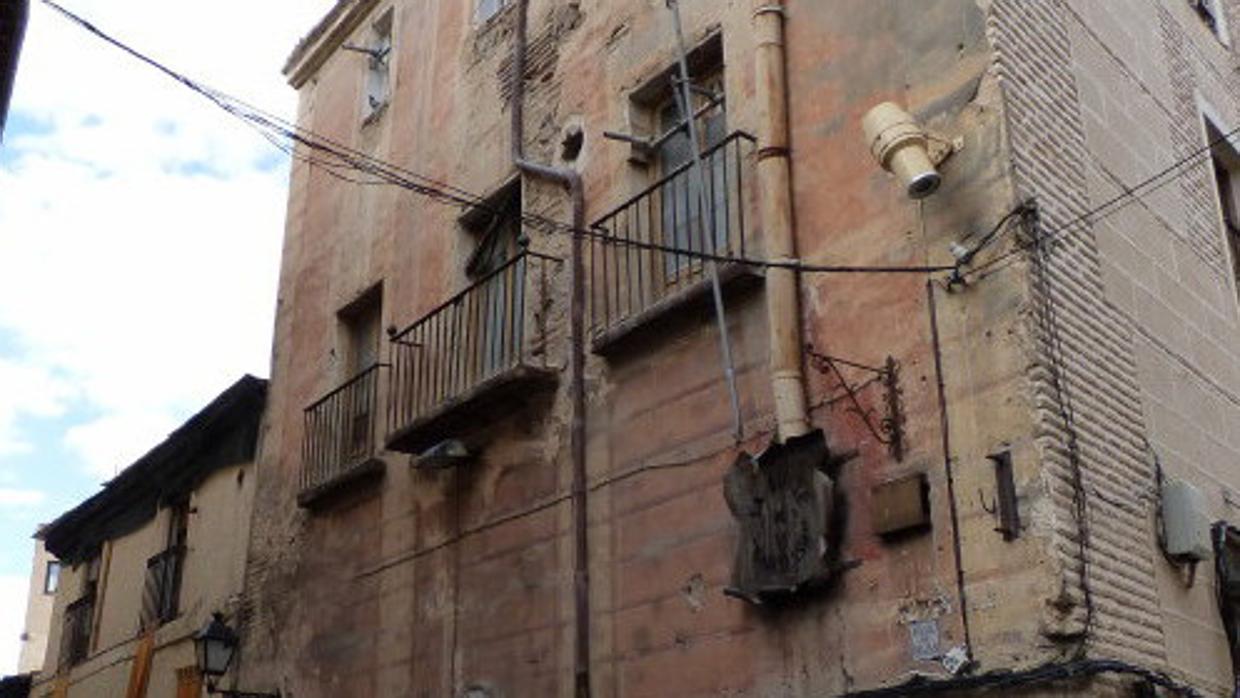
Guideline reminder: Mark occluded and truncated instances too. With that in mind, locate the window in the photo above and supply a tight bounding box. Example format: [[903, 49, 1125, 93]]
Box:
[[83, 553, 100, 600], [1214, 524, 1240, 684], [337, 286, 383, 460], [1207, 119, 1240, 302], [622, 34, 728, 278], [462, 181, 523, 377], [1190, 0, 1230, 43], [142, 502, 187, 627], [340, 287, 383, 378], [587, 34, 756, 343], [653, 73, 728, 276], [475, 0, 510, 24], [43, 561, 60, 595], [362, 9, 393, 122], [61, 553, 100, 667]]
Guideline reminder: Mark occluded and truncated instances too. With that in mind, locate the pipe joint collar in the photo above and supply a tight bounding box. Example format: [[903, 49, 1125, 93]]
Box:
[[753, 4, 787, 20]]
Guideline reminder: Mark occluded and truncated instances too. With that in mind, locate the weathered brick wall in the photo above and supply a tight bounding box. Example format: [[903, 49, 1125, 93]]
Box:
[[990, 0, 1240, 692], [240, 0, 1240, 696]]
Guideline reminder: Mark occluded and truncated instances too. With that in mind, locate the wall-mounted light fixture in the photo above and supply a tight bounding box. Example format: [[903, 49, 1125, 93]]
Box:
[[861, 102, 952, 200], [194, 612, 280, 698]]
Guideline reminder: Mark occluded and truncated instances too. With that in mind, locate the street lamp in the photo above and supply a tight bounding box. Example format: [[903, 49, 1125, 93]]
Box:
[[193, 612, 280, 698]]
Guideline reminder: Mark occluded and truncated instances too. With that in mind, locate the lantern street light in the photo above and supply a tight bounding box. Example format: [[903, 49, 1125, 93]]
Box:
[[193, 612, 280, 698]]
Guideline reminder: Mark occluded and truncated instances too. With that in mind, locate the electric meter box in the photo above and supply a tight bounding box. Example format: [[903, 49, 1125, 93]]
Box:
[[1162, 479, 1212, 562]]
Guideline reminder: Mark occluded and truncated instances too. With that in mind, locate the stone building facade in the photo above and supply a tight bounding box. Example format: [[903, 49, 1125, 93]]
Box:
[[17, 536, 57, 675], [239, 0, 1240, 695], [30, 376, 266, 698]]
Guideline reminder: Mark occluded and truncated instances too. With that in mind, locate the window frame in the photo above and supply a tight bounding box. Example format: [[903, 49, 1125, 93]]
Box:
[[1190, 0, 1231, 45], [43, 560, 60, 595], [1200, 103, 1240, 312], [474, 0, 511, 26], [626, 34, 728, 282], [334, 284, 385, 463]]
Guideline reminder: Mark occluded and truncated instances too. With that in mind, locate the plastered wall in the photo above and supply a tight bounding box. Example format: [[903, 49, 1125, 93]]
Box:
[[237, 0, 1097, 696], [32, 462, 254, 697]]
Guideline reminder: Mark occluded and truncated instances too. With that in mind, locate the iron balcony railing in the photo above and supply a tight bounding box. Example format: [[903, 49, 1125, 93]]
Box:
[[387, 251, 559, 440], [589, 130, 756, 336], [140, 546, 185, 628], [60, 594, 94, 668], [302, 363, 387, 493]]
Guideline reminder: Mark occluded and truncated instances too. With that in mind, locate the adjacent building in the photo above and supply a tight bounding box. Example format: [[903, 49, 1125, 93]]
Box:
[[214, 0, 1240, 696], [16, 533, 58, 675], [30, 376, 266, 698]]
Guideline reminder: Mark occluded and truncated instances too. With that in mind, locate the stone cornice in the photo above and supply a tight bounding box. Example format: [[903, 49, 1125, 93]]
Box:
[[284, 0, 381, 89]]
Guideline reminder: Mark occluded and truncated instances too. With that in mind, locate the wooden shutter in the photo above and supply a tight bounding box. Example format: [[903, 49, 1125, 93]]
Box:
[[176, 666, 202, 698], [122, 630, 154, 698]]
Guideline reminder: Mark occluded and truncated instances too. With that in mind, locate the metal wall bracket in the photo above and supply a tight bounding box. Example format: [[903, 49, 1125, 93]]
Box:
[[986, 450, 1021, 541], [806, 344, 906, 462]]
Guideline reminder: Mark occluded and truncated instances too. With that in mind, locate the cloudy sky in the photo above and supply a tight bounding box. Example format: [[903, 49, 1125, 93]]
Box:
[[0, 0, 335, 674]]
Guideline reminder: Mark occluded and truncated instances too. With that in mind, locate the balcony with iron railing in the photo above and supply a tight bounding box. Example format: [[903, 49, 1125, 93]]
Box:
[[588, 131, 761, 353], [60, 594, 94, 668], [299, 362, 387, 506], [140, 546, 185, 628], [386, 250, 561, 455]]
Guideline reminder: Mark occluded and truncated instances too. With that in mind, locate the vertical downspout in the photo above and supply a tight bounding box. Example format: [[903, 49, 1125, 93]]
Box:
[[511, 2, 591, 696], [752, 0, 810, 443]]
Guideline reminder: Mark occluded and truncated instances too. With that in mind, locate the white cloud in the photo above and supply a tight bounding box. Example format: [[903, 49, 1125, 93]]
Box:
[[0, 0, 335, 481], [64, 412, 178, 481], [0, 16, 349, 673], [0, 573, 28, 675], [0, 489, 45, 508], [0, 358, 74, 457]]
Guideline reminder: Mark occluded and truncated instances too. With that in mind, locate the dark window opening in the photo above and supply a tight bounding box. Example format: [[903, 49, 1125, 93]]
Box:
[[463, 180, 523, 280], [1208, 121, 1240, 303], [337, 286, 384, 461], [142, 501, 187, 628], [627, 34, 729, 277], [462, 181, 525, 378], [654, 75, 727, 275], [1213, 523, 1240, 688], [341, 286, 384, 378], [1191, 0, 1222, 36], [61, 551, 100, 667]]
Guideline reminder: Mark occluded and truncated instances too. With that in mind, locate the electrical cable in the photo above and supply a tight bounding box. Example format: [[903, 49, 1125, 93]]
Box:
[[838, 658, 1202, 697], [38, 0, 954, 277], [42, 0, 1240, 287], [958, 121, 1240, 283], [33, 3, 1213, 678], [1026, 207, 1094, 656]]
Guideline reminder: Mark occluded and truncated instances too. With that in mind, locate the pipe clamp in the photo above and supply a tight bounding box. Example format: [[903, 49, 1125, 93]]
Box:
[[753, 5, 787, 20]]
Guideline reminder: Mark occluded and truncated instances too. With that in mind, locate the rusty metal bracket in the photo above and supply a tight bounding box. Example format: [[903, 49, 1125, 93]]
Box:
[[806, 344, 906, 461]]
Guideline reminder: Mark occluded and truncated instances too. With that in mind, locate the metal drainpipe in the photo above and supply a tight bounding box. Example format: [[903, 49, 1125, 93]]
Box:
[[510, 1, 591, 696], [752, 0, 810, 443]]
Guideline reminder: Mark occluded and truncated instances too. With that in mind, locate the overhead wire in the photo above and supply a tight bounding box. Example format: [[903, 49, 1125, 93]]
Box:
[[38, 0, 955, 276], [39, 0, 1240, 286], [1025, 206, 1094, 655], [958, 121, 1240, 283], [838, 658, 1202, 697], [36, 2, 1221, 693]]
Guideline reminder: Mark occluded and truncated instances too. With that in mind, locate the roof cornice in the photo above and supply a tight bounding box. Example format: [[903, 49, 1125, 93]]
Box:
[[284, 0, 380, 89]]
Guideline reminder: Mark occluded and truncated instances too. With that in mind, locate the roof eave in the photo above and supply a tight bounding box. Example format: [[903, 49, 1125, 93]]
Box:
[[283, 0, 380, 90]]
